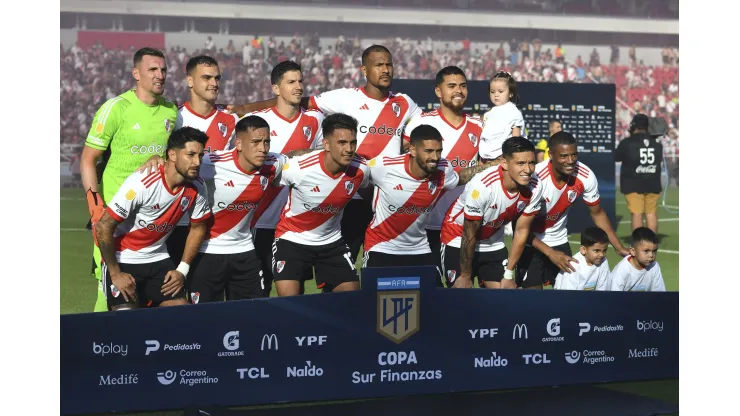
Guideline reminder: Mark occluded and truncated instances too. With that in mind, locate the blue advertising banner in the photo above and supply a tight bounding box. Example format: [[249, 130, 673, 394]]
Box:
[[392, 79, 617, 235], [61, 267, 678, 415]]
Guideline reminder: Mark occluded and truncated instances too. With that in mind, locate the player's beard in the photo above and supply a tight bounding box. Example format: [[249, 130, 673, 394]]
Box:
[[444, 95, 465, 112], [416, 156, 438, 176], [176, 163, 199, 181]]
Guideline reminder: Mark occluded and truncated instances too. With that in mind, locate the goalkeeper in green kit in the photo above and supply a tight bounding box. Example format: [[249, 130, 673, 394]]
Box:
[[80, 47, 178, 312]]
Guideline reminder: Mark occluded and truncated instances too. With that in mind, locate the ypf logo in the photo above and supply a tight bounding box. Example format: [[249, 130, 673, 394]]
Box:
[[157, 370, 177, 385]]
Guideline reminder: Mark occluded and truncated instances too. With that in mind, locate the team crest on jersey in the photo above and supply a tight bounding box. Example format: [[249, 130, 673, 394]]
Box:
[[567, 190, 578, 203], [180, 196, 191, 212], [447, 269, 457, 281], [643, 139, 650, 147], [190, 292, 200, 304], [516, 201, 526, 212], [110, 285, 120, 298], [428, 181, 438, 195], [164, 119, 172, 132], [392, 103, 401, 118], [468, 133, 479, 147], [218, 122, 228, 138], [260, 175, 269, 191], [303, 126, 312, 142], [276, 261, 286, 273], [344, 180, 355, 196]]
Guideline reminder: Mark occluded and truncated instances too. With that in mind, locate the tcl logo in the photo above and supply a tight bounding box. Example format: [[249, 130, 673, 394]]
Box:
[[522, 354, 551, 365], [217, 201, 258, 212], [359, 125, 403, 137], [137, 220, 175, 233]]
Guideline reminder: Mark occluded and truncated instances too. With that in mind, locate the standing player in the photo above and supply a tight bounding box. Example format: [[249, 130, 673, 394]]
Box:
[[168, 55, 240, 267], [362, 125, 492, 271], [229, 45, 422, 264], [401, 66, 483, 278], [81, 47, 178, 312], [519, 131, 629, 289], [535, 119, 562, 163], [608, 227, 666, 292], [189, 116, 286, 303], [441, 137, 543, 289], [248, 61, 324, 297], [94, 127, 212, 310], [271, 114, 369, 296]]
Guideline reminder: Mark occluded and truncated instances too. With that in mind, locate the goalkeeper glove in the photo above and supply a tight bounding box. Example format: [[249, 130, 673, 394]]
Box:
[[86, 189, 105, 246]]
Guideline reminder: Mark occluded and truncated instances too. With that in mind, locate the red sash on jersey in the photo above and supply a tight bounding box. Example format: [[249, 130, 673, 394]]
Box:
[[356, 96, 409, 160]]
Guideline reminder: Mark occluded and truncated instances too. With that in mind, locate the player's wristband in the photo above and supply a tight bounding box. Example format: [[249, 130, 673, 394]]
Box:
[[503, 269, 514, 280], [176, 262, 190, 277]]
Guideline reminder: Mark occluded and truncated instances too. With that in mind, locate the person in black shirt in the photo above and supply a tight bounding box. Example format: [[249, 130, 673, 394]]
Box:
[[615, 114, 663, 234]]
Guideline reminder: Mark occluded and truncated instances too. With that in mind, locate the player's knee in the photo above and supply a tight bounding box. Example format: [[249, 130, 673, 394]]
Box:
[[160, 298, 189, 307], [110, 303, 138, 311], [483, 281, 502, 289], [276, 281, 300, 297], [333, 281, 360, 292]]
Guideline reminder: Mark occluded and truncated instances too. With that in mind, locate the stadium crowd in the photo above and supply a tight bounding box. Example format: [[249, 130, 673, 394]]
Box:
[[60, 35, 679, 165]]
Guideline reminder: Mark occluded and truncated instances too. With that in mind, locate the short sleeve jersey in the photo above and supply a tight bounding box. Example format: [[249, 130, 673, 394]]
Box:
[[275, 150, 369, 245], [309, 87, 421, 160], [175, 102, 239, 153], [198, 150, 286, 254], [104, 165, 211, 264], [246, 107, 325, 229], [85, 89, 178, 203], [364, 154, 459, 254], [480, 102, 526, 160], [608, 257, 666, 292], [553, 252, 610, 291], [440, 166, 542, 252], [531, 160, 601, 246], [402, 110, 482, 231]]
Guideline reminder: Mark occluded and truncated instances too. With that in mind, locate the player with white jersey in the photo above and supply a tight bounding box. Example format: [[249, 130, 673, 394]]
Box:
[[272, 114, 370, 296], [164, 56, 239, 268], [518, 131, 629, 289], [248, 61, 325, 297], [402, 66, 483, 277], [228, 45, 422, 264], [94, 127, 212, 310], [480, 71, 526, 163], [608, 227, 666, 292], [553, 227, 610, 291], [362, 125, 492, 273], [441, 137, 543, 289], [188, 116, 286, 303]]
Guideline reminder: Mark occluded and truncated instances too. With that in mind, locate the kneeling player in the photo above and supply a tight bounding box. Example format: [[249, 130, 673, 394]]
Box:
[[272, 113, 370, 296], [189, 116, 286, 303], [95, 127, 212, 310], [440, 137, 543, 289], [362, 124, 492, 272], [608, 227, 666, 292], [553, 227, 610, 291]]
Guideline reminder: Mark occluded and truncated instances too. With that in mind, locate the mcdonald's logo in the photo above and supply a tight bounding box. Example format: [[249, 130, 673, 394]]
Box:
[[261, 334, 278, 351], [512, 324, 528, 339]]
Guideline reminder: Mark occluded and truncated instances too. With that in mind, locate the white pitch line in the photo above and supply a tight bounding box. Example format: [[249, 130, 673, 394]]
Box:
[[618, 217, 679, 224], [61, 228, 88, 232], [568, 240, 679, 255], [616, 200, 679, 209]]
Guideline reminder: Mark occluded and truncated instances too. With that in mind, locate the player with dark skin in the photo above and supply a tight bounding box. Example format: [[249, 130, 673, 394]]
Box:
[[528, 140, 630, 281], [95, 135, 210, 309]]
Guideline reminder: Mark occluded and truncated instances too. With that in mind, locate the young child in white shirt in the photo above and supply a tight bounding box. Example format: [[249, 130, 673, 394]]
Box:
[[553, 226, 610, 291], [608, 227, 666, 292], [480, 71, 526, 163]]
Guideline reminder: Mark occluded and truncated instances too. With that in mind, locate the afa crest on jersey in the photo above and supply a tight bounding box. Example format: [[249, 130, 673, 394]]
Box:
[[303, 126, 312, 142], [567, 190, 578, 203], [516, 201, 526, 212], [468, 133, 479, 147], [218, 122, 228, 138], [260, 175, 269, 191], [428, 181, 438, 195], [344, 180, 355, 196], [180, 196, 191, 212], [392, 102, 401, 118], [164, 119, 172, 132]]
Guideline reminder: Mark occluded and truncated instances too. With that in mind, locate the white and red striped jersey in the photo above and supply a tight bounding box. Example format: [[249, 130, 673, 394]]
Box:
[[402, 110, 482, 231], [175, 102, 238, 153], [531, 160, 601, 246], [309, 87, 421, 160], [364, 154, 459, 254], [104, 166, 212, 264], [275, 150, 370, 245], [245, 107, 325, 230], [198, 149, 286, 254], [440, 165, 542, 252]]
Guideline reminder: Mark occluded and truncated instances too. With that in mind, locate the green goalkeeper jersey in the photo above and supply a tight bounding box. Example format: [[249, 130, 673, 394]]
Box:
[[85, 89, 178, 203]]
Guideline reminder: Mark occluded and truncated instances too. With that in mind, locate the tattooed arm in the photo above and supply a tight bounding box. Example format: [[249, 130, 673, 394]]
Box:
[[454, 217, 482, 288], [284, 148, 316, 158], [96, 211, 137, 303], [457, 161, 495, 186]]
